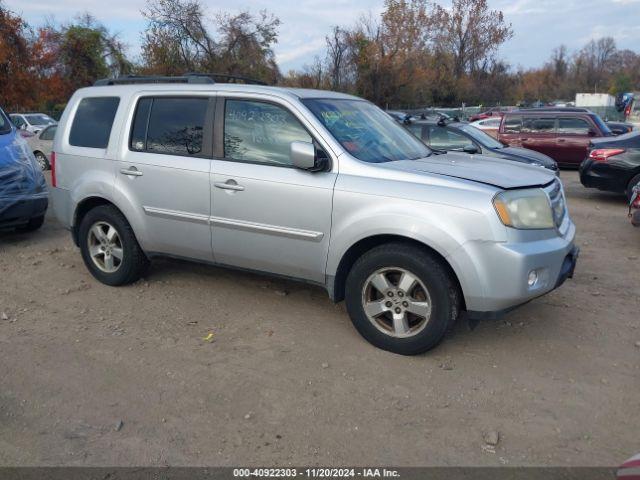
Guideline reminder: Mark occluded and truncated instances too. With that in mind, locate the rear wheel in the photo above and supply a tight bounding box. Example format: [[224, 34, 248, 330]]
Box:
[[78, 205, 149, 286], [345, 243, 459, 355], [34, 152, 49, 171]]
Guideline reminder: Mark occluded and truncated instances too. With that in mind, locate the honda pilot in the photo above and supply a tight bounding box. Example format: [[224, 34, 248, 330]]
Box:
[[50, 75, 578, 355]]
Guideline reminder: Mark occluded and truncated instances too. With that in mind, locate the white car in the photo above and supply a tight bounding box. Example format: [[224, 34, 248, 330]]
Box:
[[9, 113, 57, 134], [469, 117, 502, 138]]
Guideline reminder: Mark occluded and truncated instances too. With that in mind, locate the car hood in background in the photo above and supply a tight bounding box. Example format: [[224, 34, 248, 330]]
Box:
[[378, 152, 556, 189], [497, 146, 557, 169]]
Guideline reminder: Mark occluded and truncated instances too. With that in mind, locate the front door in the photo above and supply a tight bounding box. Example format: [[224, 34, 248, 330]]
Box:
[[210, 98, 336, 283], [115, 95, 214, 261]]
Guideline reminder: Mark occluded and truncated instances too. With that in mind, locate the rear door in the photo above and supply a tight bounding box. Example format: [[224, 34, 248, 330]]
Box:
[[210, 97, 336, 283], [519, 116, 557, 159], [114, 95, 214, 261], [556, 116, 595, 166]]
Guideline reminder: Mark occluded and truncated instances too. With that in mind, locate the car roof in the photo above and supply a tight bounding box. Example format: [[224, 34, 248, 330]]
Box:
[[75, 83, 362, 102]]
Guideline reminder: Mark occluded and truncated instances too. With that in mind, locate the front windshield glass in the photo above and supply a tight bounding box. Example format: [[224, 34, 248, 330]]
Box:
[[24, 114, 54, 126], [303, 98, 431, 163], [590, 114, 613, 136], [458, 124, 504, 149]]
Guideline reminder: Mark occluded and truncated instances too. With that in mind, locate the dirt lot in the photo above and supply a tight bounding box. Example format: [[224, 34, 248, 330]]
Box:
[[0, 171, 638, 467]]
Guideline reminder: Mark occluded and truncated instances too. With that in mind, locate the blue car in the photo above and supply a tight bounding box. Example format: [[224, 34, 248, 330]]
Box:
[[0, 106, 48, 232]]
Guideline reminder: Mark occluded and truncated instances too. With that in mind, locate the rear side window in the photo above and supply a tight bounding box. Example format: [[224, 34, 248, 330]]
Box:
[[40, 125, 57, 141], [69, 97, 120, 148], [130, 97, 209, 157], [522, 117, 555, 134], [557, 117, 591, 135], [503, 116, 521, 133], [427, 126, 474, 150]]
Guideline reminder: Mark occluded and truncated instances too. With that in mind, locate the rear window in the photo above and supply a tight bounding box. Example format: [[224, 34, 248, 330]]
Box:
[[69, 97, 120, 148], [130, 97, 209, 157]]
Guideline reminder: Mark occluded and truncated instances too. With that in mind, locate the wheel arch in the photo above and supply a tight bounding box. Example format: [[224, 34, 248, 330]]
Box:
[[329, 234, 466, 311], [72, 196, 127, 246]]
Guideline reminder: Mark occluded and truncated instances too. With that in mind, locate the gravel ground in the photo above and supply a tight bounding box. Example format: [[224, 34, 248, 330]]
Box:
[[0, 171, 638, 467]]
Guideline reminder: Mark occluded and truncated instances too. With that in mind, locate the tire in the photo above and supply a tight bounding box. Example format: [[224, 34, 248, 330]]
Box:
[[16, 215, 45, 232], [78, 205, 149, 286], [626, 174, 640, 203], [34, 152, 49, 171], [345, 243, 459, 355]]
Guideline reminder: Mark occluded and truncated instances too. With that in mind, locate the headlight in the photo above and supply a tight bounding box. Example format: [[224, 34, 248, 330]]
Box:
[[493, 188, 554, 229]]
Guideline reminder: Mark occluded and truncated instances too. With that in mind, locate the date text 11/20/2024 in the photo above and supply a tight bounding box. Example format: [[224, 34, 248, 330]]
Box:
[[233, 468, 401, 478]]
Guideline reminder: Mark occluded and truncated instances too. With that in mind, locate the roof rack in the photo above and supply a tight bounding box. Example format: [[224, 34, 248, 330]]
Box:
[[517, 107, 589, 113], [94, 73, 268, 87]]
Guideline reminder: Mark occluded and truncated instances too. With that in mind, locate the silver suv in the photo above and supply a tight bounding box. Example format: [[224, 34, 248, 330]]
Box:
[[50, 75, 578, 355]]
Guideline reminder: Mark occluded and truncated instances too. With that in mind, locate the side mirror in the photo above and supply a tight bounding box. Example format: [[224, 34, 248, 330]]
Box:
[[588, 129, 597, 137], [462, 145, 479, 154], [290, 141, 326, 171]]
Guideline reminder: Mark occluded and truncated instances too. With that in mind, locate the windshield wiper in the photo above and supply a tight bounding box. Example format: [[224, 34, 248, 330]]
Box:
[[430, 148, 447, 155]]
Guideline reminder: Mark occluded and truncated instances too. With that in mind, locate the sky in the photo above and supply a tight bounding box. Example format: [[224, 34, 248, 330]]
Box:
[[4, 0, 640, 72]]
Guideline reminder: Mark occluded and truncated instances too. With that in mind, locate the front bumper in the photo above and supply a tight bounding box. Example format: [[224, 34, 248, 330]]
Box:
[[449, 216, 578, 320], [0, 193, 48, 229]]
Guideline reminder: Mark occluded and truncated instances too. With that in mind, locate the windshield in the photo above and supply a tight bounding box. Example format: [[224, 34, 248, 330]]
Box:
[[24, 114, 55, 126], [589, 114, 613, 136], [458, 124, 504, 149], [303, 98, 431, 163]]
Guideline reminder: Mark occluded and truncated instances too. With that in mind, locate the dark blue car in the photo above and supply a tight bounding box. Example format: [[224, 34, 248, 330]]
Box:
[[0, 107, 48, 232]]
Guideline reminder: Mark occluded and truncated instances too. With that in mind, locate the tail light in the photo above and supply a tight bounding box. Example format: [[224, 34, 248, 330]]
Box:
[[589, 148, 625, 162], [50, 151, 57, 187]]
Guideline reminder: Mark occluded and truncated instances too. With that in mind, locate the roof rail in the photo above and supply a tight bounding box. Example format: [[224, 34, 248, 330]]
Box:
[[184, 72, 268, 85], [94, 73, 269, 86], [94, 75, 214, 86]]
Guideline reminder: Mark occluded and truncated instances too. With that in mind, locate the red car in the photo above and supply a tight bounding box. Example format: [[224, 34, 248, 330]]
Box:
[[497, 109, 614, 168], [468, 107, 510, 123]]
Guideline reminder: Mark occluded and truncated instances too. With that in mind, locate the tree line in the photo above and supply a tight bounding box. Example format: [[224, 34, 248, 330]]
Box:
[[1, 0, 639, 113]]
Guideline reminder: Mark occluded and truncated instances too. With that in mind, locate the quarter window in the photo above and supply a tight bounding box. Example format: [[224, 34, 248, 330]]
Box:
[[224, 100, 312, 166], [69, 97, 120, 148], [557, 117, 591, 135], [130, 97, 208, 156]]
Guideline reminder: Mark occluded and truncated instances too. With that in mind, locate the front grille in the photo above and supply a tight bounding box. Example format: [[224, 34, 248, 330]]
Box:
[[544, 179, 566, 227]]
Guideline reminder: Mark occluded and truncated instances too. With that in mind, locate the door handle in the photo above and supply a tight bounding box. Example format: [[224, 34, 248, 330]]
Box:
[[520, 138, 529, 142], [120, 167, 143, 177], [557, 138, 566, 143], [214, 181, 244, 191]]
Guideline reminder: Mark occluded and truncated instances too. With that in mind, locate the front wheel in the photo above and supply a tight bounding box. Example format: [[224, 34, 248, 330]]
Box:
[[345, 243, 459, 355], [78, 205, 149, 286]]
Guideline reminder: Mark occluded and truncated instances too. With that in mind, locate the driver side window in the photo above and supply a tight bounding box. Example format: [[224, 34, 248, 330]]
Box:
[[224, 100, 312, 166]]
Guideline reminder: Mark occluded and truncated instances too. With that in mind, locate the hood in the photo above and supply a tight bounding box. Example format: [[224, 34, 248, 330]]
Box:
[[377, 152, 555, 189], [498, 147, 558, 169]]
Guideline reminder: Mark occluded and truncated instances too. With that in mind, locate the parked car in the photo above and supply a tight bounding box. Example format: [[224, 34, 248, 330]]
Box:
[[579, 130, 640, 201], [468, 107, 510, 123], [498, 109, 614, 168], [50, 75, 577, 355], [406, 118, 558, 173], [469, 117, 501, 138], [0, 107, 48, 232], [26, 124, 56, 170], [9, 113, 57, 134], [606, 121, 634, 136]]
